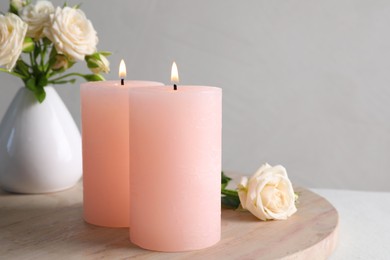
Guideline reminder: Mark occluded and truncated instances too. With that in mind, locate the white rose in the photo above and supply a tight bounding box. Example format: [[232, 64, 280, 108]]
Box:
[[0, 13, 28, 71], [45, 7, 98, 61], [19, 0, 54, 39], [237, 163, 297, 221]]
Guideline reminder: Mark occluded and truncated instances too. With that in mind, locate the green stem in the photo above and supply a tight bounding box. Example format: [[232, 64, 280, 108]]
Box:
[[40, 42, 46, 69], [49, 72, 85, 82], [29, 52, 39, 75], [49, 79, 76, 85], [45, 46, 56, 75], [0, 68, 25, 79], [45, 67, 52, 76], [36, 40, 42, 55], [29, 52, 34, 67], [221, 189, 239, 198]]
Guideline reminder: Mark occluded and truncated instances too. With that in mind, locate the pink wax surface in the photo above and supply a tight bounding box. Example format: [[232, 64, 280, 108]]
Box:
[[81, 80, 163, 227], [129, 85, 222, 251]]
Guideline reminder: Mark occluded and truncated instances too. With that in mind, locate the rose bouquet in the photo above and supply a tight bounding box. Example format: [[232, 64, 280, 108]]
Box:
[[222, 163, 298, 221], [0, 0, 110, 102]]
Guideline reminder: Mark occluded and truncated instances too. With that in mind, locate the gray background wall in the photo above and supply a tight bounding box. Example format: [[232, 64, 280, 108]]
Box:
[[1, 0, 390, 191]]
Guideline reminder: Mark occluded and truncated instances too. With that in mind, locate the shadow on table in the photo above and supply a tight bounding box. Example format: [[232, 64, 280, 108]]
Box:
[[0, 185, 152, 258], [0, 201, 149, 258], [221, 207, 259, 223]]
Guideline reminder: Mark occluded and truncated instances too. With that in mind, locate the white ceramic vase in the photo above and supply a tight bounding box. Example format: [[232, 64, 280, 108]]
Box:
[[0, 86, 82, 193]]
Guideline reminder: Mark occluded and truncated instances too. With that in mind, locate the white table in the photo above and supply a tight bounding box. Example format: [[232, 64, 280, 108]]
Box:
[[312, 188, 390, 259]]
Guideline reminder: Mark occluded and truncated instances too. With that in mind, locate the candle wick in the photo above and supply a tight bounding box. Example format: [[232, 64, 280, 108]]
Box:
[[173, 84, 177, 91], [121, 78, 124, 86]]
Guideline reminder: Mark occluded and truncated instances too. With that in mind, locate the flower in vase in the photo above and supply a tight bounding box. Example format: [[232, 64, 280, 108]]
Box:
[[45, 6, 98, 61], [19, 0, 54, 39], [0, 1, 110, 103], [0, 13, 28, 71]]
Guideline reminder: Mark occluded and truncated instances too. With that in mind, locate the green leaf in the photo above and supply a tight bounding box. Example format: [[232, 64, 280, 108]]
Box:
[[25, 77, 48, 103], [85, 53, 101, 61], [221, 196, 240, 209], [73, 3, 82, 9], [222, 171, 232, 182], [221, 171, 232, 190], [37, 74, 48, 87], [15, 60, 30, 76], [34, 87, 46, 103], [25, 77, 37, 91], [99, 51, 112, 57], [221, 171, 241, 209], [222, 171, 232, 191], [87, 60, 100, 69]]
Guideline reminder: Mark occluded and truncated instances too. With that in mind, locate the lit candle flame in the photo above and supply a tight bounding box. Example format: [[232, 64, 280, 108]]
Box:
[[171, 61, 179, 83], [119, 59, 126, 79]]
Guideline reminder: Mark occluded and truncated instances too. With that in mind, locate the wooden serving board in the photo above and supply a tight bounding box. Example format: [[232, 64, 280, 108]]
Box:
[[0, 183, 338, 259]]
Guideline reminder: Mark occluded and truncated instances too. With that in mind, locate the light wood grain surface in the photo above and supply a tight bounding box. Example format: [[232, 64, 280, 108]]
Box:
[[0, 182, 338, 259]]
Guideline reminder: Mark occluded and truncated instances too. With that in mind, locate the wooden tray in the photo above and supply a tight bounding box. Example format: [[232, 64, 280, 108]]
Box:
[[0, 184, 338, 259]]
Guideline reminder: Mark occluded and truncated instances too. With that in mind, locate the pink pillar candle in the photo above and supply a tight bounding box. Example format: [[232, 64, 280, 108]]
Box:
[[129, 85, 222, 251], [81, 80, 163, 227]]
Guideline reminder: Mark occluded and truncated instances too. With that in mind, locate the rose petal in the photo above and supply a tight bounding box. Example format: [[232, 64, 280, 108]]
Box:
[[237, 176, 249, 209]]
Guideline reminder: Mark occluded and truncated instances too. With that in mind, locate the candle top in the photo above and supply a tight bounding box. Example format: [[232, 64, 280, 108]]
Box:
[[81, 80, 164, 89], [129, 85, 221, 95]]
